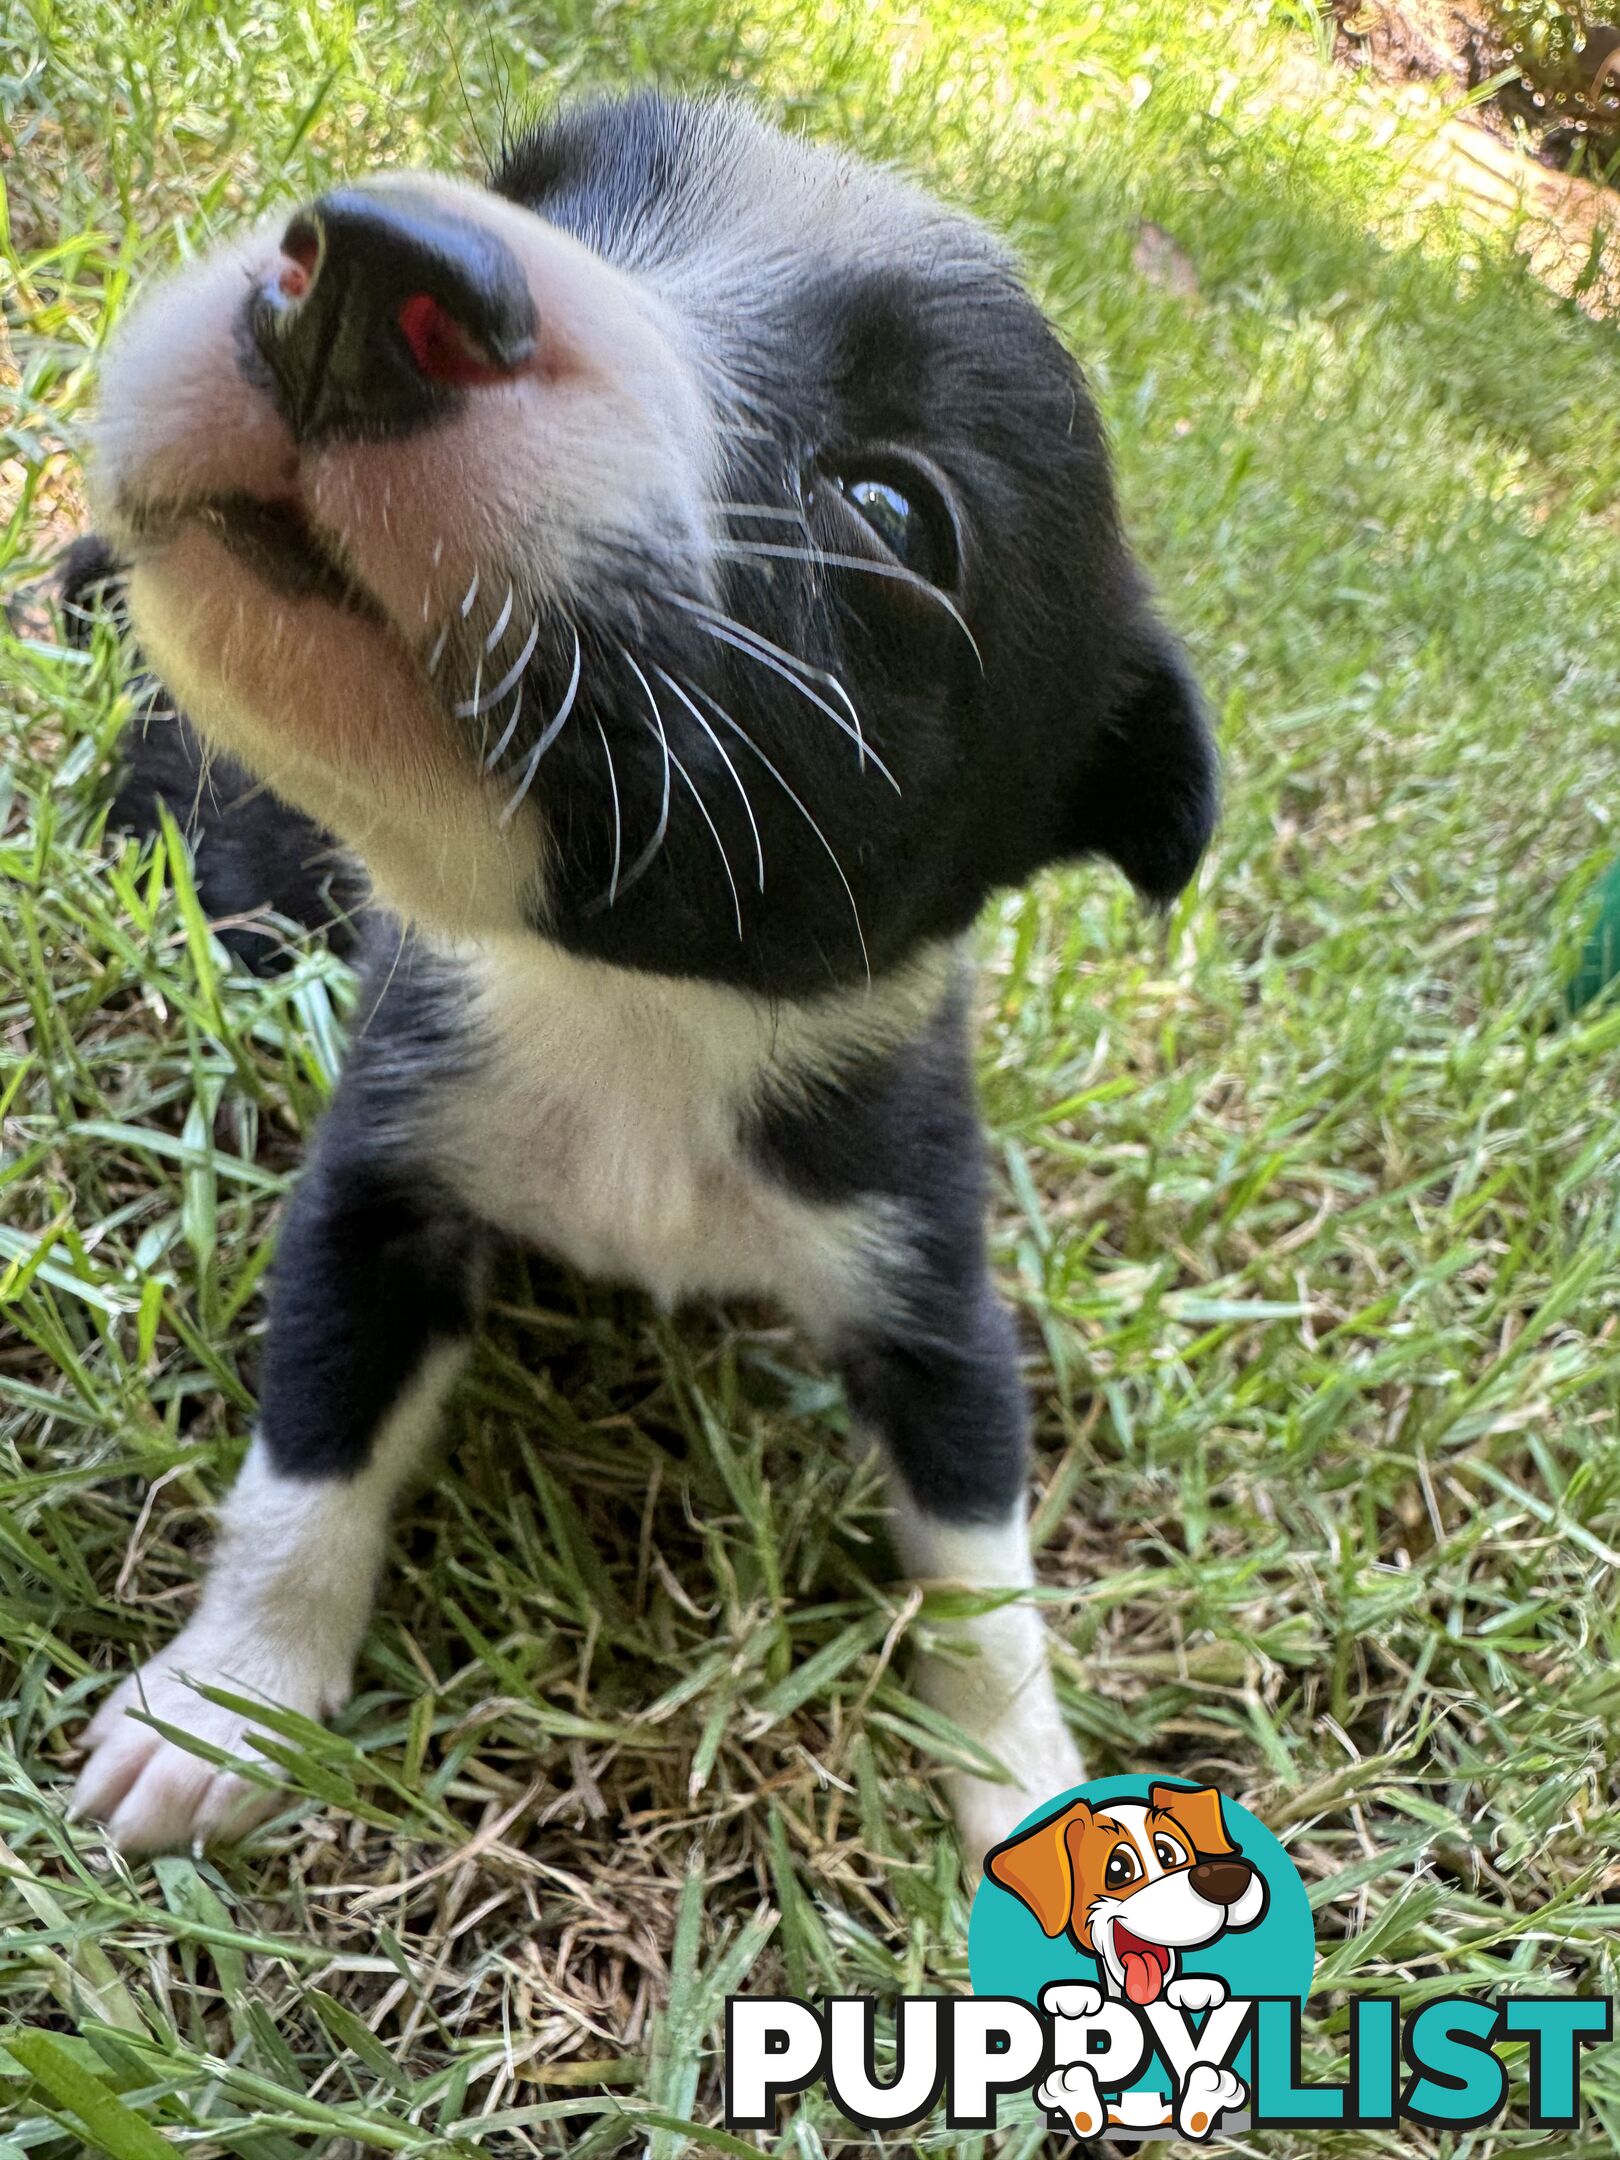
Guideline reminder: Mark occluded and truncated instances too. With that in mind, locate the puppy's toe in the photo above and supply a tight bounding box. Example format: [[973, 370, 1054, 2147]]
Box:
[[67, 1703, 161, 1827], [74, 1679, 281, 1856], [103, 1743, 230, 1856], [190, 1762, 281, 1846], [70, 1638, 317, 1854], [952, 1735, 1085, 1865]]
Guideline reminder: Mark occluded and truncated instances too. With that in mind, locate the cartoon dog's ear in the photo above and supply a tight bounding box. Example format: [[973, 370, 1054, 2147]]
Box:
[[1150, 1783, 1238, 1858], [985, 1799, 1091, 1936]]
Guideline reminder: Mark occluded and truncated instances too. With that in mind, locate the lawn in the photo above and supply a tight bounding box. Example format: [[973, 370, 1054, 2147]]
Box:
[[4, 0, 1620, 2151]]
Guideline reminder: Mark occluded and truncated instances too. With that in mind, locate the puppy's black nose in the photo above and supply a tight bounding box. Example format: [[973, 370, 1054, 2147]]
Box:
[[247, 190, 537, 442], [1188, 1858, 1253, 1907]]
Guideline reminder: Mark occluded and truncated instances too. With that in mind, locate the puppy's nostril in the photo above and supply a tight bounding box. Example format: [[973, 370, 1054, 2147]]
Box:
[[248, 190, 537, 442], [397, 291, 512, 387], [274, 215, 322, 301]]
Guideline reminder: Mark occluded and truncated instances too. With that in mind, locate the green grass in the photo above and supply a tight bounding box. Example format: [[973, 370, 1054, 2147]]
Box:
[[5, 0, 1620, 2151]]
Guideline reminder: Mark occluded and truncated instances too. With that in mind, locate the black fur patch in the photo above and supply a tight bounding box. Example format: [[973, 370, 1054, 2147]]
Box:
[[258, 943, 484, 1478], [749, 984, 1030, 1520]]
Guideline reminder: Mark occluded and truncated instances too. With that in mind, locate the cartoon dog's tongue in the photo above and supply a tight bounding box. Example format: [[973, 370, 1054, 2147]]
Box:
[[1114, 1928, 1170, 2005]]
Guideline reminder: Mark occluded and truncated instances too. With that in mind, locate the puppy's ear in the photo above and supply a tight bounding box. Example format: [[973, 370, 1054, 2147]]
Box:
[[985, 1798, 1091, 1936], [1063, 625, 1218, 905], [1150, 1782, 1238, 1859]]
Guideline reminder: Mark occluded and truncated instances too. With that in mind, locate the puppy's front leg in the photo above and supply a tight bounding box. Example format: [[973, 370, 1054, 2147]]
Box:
[[72, 1125, 485, 1853], [836, 1274, 1082, 1864]]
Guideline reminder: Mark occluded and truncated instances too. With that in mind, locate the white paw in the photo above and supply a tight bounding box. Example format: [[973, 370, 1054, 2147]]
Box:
[[70, 1617, 349, 1855], [1166, 1974, 1229, 2012], [911, 1582, 1083, 1867], [945, 1704, 1084, 1866], [1041, 1980, 1105, 2024], [949, 1766, 1063, 1868], [1177, 2061, 1245, 2140], [1036, 2061, 1106, 2139]]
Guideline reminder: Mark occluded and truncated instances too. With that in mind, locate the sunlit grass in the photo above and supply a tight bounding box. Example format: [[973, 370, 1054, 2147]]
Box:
[[3, 0, 1620, 2151]]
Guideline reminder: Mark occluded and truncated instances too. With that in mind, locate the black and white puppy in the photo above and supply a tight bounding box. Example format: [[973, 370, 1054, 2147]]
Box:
[[68, 94, 1217, 1860]]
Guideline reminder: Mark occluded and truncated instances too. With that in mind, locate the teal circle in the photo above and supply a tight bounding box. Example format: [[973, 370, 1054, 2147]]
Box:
[[969, 1774, 1315, 2008]]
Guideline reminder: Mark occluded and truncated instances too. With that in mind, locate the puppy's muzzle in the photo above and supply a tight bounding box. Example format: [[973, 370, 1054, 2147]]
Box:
[[245, 190, 537, 443], [1188, 1857, 1254, 1907]]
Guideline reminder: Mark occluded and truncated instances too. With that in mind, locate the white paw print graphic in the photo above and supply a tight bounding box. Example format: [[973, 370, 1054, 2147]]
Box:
[[1040, 1980, 1105, 2028], [1166, 1974, 1229, 2013], [1177, 2061, 1246, 2140], [1036, 2061, 1107, 2139]]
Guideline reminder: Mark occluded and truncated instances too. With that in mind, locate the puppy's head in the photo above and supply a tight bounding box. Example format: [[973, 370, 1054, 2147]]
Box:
[[90, 94, 1216, 990], [987, 1786, 1266, 2004]]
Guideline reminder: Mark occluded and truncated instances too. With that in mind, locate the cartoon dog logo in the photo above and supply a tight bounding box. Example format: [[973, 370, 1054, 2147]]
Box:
[[986, 1783, 1268, 2139]]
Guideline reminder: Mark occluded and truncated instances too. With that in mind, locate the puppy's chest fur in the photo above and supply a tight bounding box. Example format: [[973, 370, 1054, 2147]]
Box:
[[421, 939, 941, 1328]]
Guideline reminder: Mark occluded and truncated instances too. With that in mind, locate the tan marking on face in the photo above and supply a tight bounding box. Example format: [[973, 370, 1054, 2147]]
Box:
[[128, 532, 540, 936]]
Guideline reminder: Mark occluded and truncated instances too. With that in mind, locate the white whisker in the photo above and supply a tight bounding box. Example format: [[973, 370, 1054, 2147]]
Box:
[[667, 736, 742, 939], [596, 717, 622, 905], [652, 664, 765, 892], [677, 672, 870, 985], [458, 613, 541, 719], [714, 502, 812, 524], [669, 594, 897, 793], [498, 627, 582, 822], [673, 593, 866, 738], [485, 584, 515, 653], [459, 570, 481, 618], [484, 682, 523, 770], [714, 539, 984, 673], [609, 651, 672, 903]]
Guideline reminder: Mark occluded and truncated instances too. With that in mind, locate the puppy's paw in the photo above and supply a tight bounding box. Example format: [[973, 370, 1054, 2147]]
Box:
[[70, 1617, 349, 1855], [1041, 1980, 1105, 2026], [1176, 2062, 1245, 2140], [1166, 1974, 1229, 2013], [1036, 2061, 1106, 2139]]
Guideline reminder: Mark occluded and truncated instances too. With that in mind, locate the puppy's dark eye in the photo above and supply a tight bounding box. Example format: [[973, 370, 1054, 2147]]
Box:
[[1105, 1846, 1141, 1889], [1154, 1835, 1186, 1869], [846, 479, 917, 558], [826, 467, 958, 589]]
